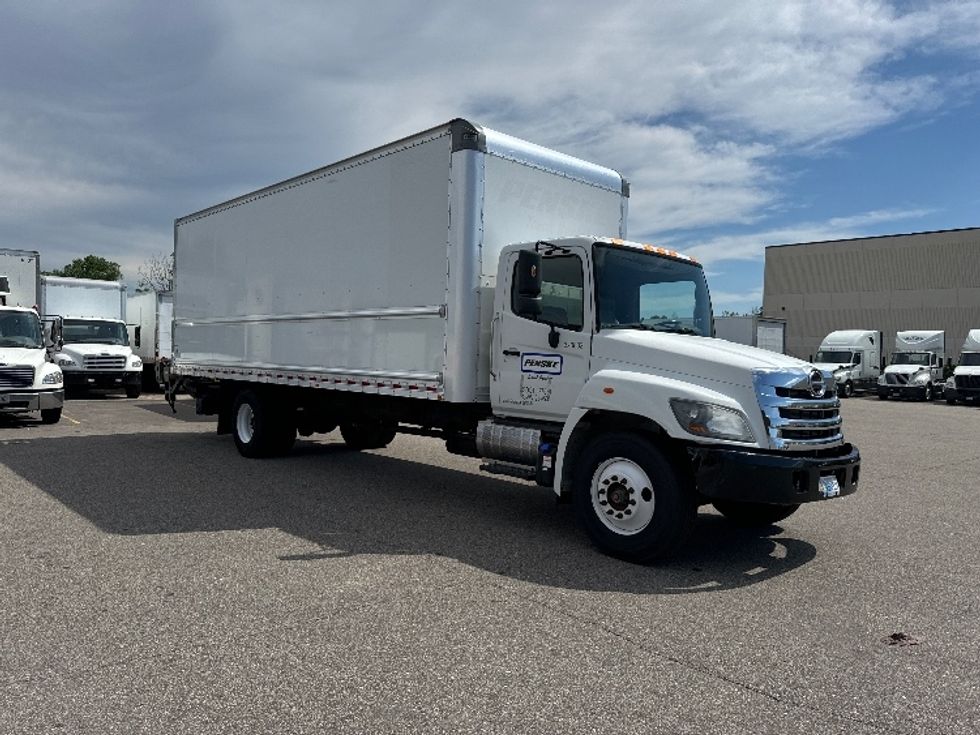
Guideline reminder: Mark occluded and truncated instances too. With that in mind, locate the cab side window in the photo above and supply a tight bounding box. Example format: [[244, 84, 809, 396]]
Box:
[[511, 254, 584, 330]]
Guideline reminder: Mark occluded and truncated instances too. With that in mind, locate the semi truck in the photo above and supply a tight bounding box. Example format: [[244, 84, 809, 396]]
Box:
[[945, 329, 980, 404], [41, 276, 143, 398], [0, 249, 64, 423], [878, 330, 945, 401], [812, 329, 882, 398], [169, 119, 860, 562], [127, 290, 173, 389]]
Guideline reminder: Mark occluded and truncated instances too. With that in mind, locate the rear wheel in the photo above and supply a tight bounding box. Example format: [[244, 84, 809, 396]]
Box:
[[40, 407, 62, 425], [340, 418, 397, 450], [712, 500, 800, 527], [232, 389, 296, 458], [573, 433, 695, 563]]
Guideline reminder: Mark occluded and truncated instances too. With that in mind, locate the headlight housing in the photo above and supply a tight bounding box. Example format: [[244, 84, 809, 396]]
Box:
[[833, 370, 847, 383], [42, 371, 63, 385], [131, 358, 143, 369], [878, 375, 887, 385], [670, 399, 754, 442], [946, 377, 955, 388], [58, 357, 76, 367], [911, 371, 931, 385]]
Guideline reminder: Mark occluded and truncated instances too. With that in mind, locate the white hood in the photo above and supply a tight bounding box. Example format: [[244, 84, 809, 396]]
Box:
[[593, 331, 810, 388], [813, 361, 854, 373], [0, 346, 48, 370], [61, 342, 133, 358], [884, 363, 928, 376]]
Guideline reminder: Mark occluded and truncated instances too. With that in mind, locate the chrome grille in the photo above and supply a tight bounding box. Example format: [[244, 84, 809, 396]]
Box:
[[755, 369, 843, 451], [0, 366, 35, 388], [955, 374, 980, 390], [82, 355, 126, 370]]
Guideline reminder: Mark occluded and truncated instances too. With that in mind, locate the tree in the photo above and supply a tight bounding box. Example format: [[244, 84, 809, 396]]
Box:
[[136, 252, 174, 293], [47, 255, 122, 281]]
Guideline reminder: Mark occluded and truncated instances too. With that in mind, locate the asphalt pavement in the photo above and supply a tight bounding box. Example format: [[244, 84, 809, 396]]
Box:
[[1, 393, 978, 734]]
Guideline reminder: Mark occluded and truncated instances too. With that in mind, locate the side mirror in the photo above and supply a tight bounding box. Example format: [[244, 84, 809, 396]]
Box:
[[134, 325, 142, 348], [514, 250, 542, 319]]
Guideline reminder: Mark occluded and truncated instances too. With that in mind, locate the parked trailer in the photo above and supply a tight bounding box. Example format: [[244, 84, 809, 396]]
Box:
[[42, 276, 143, 398], [713, 316, 786, 354], [946, 329, 980, 404], [812, 330, 883, 398], [0, 249, 64, 423], [878, 330, 945, 401], [170, 119, 860, 562], [127, 291, 173, 389]]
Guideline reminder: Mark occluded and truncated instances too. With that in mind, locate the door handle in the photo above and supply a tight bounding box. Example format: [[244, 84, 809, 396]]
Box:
[[502, 349, 521, 357]]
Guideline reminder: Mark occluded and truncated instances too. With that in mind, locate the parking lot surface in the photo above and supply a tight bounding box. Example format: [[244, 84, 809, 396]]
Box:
[[1, 394, 978, 734]]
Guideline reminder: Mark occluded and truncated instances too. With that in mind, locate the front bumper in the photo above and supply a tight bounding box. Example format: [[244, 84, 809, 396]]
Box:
[[878, 384, 934, 400], [948, 385, 980, 401], [0, 389, 65, 412], [689, 443, 860, 505], [63, 370, 141, 388]]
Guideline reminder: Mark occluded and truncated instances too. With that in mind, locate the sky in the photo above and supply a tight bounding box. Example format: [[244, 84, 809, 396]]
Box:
[[1, 0, 979, 313]]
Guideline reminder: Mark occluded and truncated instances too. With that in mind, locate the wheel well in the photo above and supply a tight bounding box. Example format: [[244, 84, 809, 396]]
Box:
[[559, 410, 681, 499]]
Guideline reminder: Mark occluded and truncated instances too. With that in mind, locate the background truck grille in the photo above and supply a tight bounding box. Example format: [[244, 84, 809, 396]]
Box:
[[885, 373, 909, 385], [756, 370, 844, 451], [955, 374, 980, 390], [83, 355, 126, 370], [0, 366, 35, 388]]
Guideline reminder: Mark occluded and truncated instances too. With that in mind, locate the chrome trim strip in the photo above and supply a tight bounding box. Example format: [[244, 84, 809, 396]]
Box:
[[175, 305, 445, 327]]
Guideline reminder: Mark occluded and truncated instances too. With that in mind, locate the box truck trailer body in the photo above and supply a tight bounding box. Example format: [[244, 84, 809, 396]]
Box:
[[127, 291, 173, 388], [878, 330, 945, 401], [813, 329, 882, 398], [946, 329, 980, 404], [172, 119, 860, 562], [0, 249, 64, 422], [41, 276, 143, 397], [713, 316, 786, 354]]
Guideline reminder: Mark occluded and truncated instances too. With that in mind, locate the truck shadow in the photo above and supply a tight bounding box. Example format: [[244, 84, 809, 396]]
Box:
[[2, 432, 816, 594]]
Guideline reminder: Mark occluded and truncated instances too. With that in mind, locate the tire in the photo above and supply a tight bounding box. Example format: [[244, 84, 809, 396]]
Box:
[[841, 381, 854, 399], [572, 432, 696, 563], [340, 418, 397, 450], [877, 391, 888, 400], [232, 389, 296, 458], [923, 384, 933, 402], [40, 407, 62, 425], [946, 396, 957, 405], [712, 500, 800, 527], [126, 385, 142, 399]]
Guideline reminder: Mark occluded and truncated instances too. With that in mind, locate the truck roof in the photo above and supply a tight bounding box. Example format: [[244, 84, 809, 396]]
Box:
[[962, 329, 980, 352], [819, 329, 880, 347], [895, 330, 944, 352], [594, 236, 700, 265]]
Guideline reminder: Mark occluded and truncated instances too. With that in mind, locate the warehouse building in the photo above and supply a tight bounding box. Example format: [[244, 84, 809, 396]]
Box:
[[762, 227, 980, 363]]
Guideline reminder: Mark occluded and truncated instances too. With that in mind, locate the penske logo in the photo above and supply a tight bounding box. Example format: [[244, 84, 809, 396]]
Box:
[[521, 353, 563, 375]]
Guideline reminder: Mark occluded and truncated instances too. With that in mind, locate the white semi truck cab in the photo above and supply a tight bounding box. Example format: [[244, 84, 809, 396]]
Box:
[[42, 276, 143, 398], [946, 329, 980, 404], [812, 329, 882, 398], [171, 119, 860, 562], [878, 330, 945, 401]]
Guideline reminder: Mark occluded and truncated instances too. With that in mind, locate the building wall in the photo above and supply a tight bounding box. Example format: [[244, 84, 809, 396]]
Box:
[[763, 228, 980, 363]]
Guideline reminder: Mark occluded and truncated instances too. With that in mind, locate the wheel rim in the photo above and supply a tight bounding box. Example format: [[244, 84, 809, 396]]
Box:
[[236, 402, 255, 444], [591, 457, 655, 535]]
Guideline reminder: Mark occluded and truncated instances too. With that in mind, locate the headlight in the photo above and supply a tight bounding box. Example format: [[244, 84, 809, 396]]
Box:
[[878, 375, 886, 385], [833, 370, 847, 383], [42, 371, 63, 385], [670, 399, 754, 442], [911, 371, 930, 385], [946, 377, 955, 388], [58, 358, 76, 367], [131, 359, 143, 369]]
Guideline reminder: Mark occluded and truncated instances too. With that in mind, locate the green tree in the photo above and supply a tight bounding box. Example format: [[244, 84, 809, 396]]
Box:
[[47, 255, 122, 281]]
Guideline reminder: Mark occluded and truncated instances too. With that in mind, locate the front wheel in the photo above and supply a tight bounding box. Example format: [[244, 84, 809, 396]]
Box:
[[40, 407, 62, 425], [573, 433, 695, 563], [923, 384, 933, 402], [841, 381, 854, 398], [126, 384, 142, 399], [712, 500, 800, 527], [946, 396, 957, 405], [232, 389, 296, 458]]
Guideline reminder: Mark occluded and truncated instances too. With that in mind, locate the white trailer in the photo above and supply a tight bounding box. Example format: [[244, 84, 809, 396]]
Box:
[[713, 316, 786, 354], [127, 290, 173, 388], [171, 119, 860, 562], [41, 276, 143, 398], [0, 249, 64, 422], [878, 330, 945, 401], [812, 329, 882, 398], [946, 329, 980, 404]]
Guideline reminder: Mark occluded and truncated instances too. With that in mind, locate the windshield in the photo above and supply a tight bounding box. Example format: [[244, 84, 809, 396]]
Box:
[[0, 310, 43, 348], [891, 352, 930, 366], [593, 244, 712, 336], [815, 350, 855, 365], [960, 353, 980, 366], [63, 319, 129, 346]]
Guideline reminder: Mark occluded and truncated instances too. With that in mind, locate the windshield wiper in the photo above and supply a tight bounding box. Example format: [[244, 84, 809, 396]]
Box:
[[603, 323, 701, 336], [655, 326, 700, 336]]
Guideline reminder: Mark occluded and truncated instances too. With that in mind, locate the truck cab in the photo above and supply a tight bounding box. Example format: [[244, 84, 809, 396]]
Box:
[[878, 330, 945, 401], [812, 329, 882, 398], [0, 301, 64, 424], [946, 329, 980, 404]]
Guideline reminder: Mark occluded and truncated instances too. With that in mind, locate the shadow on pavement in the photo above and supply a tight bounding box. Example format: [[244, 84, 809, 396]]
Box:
[[1, 431, 816, 594]]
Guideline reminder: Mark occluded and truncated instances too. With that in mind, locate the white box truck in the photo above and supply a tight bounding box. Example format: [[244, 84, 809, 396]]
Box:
[[878, 330, 945, 401], [0, 249, 64, 423], [713, 315, 786, 354], [127, 290, 173, 389], [42, 276, 143, 398], [170, 119, 860, 562], [812, 330, 883, 398], [945, 329, 980, 404]]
